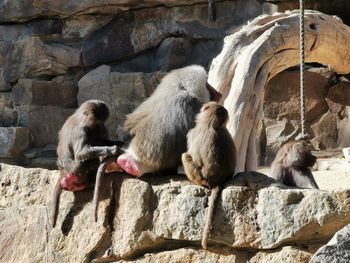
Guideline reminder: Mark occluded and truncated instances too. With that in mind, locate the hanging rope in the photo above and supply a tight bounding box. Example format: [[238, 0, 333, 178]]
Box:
[[296, 0, 310, 141]]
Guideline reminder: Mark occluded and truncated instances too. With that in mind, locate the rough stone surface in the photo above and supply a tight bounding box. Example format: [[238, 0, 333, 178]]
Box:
[[18, 105, 74, 147], [310, 224, 350, 263], [327, 77, 350, 106], [110, 175, 350, 256], [263, 118, 299, 164], [0, 93, 18, 126], [260, 68, 347, 163], [0, 20, 63, 42], [62, 15, 114, 39], [116, 248, 248, 263], [311, 111, 338, 150], [4, 36, 80, 83], [0, 207, 49, 263], [0, 1, 218, 23], [0, 127, 30, 158], [250, 246, 315, 263], [1, 164, 350, 262], [82, 0, 263, 67], [264, 69, 329, 122], [0, 42, 10, 91], [11, 76, 77, 107]]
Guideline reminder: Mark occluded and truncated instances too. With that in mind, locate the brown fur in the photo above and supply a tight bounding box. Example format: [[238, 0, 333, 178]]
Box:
[[52, 100, 121, 227], [124, 65, 217, 174], [182, 102, 236, 249], [270, 140, 319, 189]]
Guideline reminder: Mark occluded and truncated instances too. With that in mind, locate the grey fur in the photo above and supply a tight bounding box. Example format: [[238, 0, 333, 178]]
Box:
[[124, 65, 211, 173]]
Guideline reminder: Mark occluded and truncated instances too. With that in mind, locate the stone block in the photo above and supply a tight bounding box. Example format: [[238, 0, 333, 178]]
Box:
[[11, 76, 77, 107], [0, 127, 30, 158]]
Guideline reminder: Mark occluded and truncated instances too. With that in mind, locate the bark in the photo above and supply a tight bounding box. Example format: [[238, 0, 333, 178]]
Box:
[[208, 10, 350, 172]]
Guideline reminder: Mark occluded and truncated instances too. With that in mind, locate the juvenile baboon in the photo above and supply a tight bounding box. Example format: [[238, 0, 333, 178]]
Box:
[[116, 65, 222, 177], [182, 102, 236, 249], [52, 100, 123, 227], [269, 140, 319, 189]]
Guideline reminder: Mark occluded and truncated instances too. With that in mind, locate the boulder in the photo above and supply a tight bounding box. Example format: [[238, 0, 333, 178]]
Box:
[[310, 224, 350, 263]]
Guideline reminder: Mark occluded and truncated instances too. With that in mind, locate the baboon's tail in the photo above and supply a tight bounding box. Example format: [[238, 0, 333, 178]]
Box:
[[201, 186, 220, 249]]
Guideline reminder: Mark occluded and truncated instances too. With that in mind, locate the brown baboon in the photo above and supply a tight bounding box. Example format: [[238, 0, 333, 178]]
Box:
[[52, 100, 123, 227], [182, 102, 236, 249], [269, 140, 319, 189], [116, 65, 222, 177]]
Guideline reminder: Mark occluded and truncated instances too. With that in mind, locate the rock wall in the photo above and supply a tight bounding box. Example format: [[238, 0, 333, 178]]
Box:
[[0, 0, 274, 167], [1, 0, 350, 168], [1, 163, 350, 262]]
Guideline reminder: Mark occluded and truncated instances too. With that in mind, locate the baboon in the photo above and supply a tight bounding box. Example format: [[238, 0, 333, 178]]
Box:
[[52, 100, 123, 227], [269, 140, 319, 189], [182, 102, 236, 249], [116, 65, 222, 177]]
